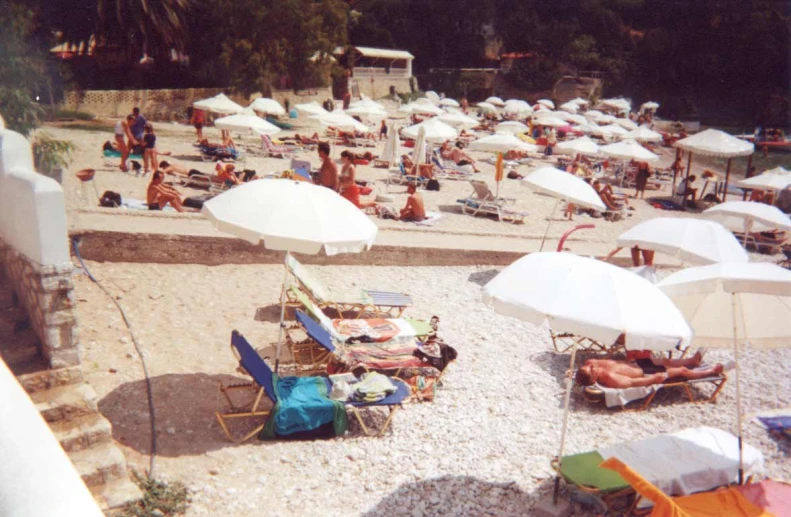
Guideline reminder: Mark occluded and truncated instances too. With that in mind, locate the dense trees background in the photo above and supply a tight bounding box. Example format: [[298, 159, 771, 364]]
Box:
[[1, 0, 789, 125]]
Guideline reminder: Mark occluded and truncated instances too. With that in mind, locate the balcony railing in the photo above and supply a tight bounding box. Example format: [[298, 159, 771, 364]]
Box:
[[352, 67, 410, 78]]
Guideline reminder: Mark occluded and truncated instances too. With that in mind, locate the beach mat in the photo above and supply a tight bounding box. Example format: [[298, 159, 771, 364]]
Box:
[[648, 197, 685, 211]]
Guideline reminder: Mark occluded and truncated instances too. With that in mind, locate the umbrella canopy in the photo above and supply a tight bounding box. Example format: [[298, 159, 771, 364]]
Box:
[[345, 104, 388, 120], [616, 217, 749, 265], [313, 110, 368, 132], [594, 114, 618, 125], [623, 126, 663, 143], [476, 102, 499, 114], [737, 173, 791, 192], [537, 99, 555, 109], [468, 133, 538, 153], [533, 104, 552, 113], [760, 166, 791, 176], [424, 91, 440, 105], [534, 116, 567, 128], [674, 129, 755, 158], [249, 97, 285, 115], [484, 252, 692, 351], [601, 98, 632, 112], [485, 96, 506, 107], [556, 136, 600, 157], [559, 102, 580, 114], [437, 111, 479, 128], [504, 99, 533, 115], [439, 98, 460, 107], [564, 113, 588, 125], [381, 124, 400, 167], [295, 102, 329, 116], [599, 123, 629, 137], [193, 93, 244, 115], [523, 167, 606, 212], [584, 109, 604, 119], [401, 117, 459, 142], [410, 102, 443, 116], [615, 118, 639, 130], [702, 201, 791, 233], [600, 139, 660, 162], [412, 126, 428, 166], [576, 123, 607, 137], [642, 101, 660, 110], [214, 109, 281, 135], [495, 121, 529, 134]]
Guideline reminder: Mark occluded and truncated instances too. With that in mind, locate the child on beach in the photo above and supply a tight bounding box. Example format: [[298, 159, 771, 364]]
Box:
[[142, 124, 157, 175]]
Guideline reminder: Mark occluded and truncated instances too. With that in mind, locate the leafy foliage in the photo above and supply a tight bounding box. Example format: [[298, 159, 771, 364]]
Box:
[[123, 471, 190, 517], [32, 132, 75, 177]]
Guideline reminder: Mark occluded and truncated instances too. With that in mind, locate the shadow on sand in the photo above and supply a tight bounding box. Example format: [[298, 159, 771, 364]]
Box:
[[466, 269, 500, 287]]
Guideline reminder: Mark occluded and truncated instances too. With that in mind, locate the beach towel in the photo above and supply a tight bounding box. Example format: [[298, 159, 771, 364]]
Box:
[[595, 382, 660, 408], [103, 148, 143, 160], [120, 198, 176, 212], [414, 212, 443, 226], [260, 376, 347, 438], [648, 198, 685, 211]]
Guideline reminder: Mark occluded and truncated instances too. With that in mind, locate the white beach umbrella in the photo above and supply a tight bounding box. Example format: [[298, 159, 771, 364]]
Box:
[[674, 129, 755, 196], [737, 173, 791, 192], [414, 97, 436, 107], [193, 93, 244, 115], [468, 133, 537, 153], [401, 117, 459, 142], [615, 118, 639, 130], [623, 126, 663, 143], [214, 109, 281, 135], [438, 111, 479, 128], [556, 136, 600, 157], [477, 102, 499, 114], [534, 116, 567, 128], [601, 98, 632, 112], [533, 104, 552, 113], [504, 99, 532, 113], [350, 98, 385, 110], [203, 179, 378, 370], [616, 217, 749, 265], [424, 91, 441, 105], [381, 124, 400, 168], [760, 166, 791, 176], [484, 252, 693, 497], [576, 123, 607, 137], [559, 102, 580, 114], [485, 96, 506, 107], [584, 109, 604, 119], [439, 98, 460, 107], [249, 97, 286, 116], [495, 121, 529, 134], [595, 114, 618, 125], [569, 97, 590, 107], [600, 139, 660, 162], [702, 201, 791, 236], [659, 262, 791, 483], [564, 113, 588, 126], [295, 102, 329, 117], [313, 110, 368, 132], [412, 126, 428, 166], [537, 99, 555, 109], [599, 124, 629, 138], [642, 101, 660, 110], [345, 104, 388, 120], [410, 103, 443, 116]]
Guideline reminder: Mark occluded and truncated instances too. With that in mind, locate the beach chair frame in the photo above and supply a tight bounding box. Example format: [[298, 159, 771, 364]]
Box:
[[551, 331, 622, 354], [457, 180, 527, 223], [581, 373, 728, 411]]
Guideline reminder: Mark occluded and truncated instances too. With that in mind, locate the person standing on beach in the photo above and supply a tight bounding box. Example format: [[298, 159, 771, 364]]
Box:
[[545, 128, 557, 156], [115, 114, 137, 172], [634, 161, 652, 199], [142, 124, 157, 175], [379, 119, 388, 141], [317, 142, 339, 191], [190, 107, 205, 142], [130, 107, 147, 146]]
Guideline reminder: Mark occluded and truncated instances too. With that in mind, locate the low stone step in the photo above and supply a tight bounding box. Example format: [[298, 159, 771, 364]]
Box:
[[16, 363, 84, 393], [89, 477, 143, 510], [70, 441, 128, 487], [50, 413, 113, 453], [0, 330, 39, 366], [32, 382, 98, 423]]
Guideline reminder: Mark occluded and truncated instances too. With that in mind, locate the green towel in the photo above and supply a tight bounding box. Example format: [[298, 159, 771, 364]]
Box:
[[260, 375, 348, 438], [559, 451, 629, 492]]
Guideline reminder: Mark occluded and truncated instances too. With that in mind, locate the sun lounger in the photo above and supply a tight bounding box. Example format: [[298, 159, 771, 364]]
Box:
[[215, 330, 411, 442], [430, 154, 474, 181], [389, 162, 429, 186], [733, 231, 787, 255], [601, 457, 788, 517], [283, 254, 412, 318], [551, 331, 622, 354], [554, 426, 765, 516], [457, 180, 528, 223], [257, 134, 297, 158]]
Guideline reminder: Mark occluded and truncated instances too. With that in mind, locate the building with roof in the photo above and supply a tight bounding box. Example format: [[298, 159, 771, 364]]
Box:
[[333, 46, 417, 99]]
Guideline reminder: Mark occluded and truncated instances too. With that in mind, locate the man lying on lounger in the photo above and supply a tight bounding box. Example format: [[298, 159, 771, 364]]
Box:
[[576, 352, 724, 389]]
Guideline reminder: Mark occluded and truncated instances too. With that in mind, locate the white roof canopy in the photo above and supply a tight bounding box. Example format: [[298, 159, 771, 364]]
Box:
[[335, 46, 414, 61]]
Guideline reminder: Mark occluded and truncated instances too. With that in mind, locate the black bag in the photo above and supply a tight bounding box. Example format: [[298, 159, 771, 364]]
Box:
[[99, 191, 122, 208], [102, 141, 114, 152], [426, 179, 441, 191], [183, 194, 214, 209]]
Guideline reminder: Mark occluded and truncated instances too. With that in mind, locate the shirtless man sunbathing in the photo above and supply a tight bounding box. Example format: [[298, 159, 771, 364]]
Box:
[[147, 171, 184, 212], [576, 353, 724, 389], [398, 183, 426, 222]]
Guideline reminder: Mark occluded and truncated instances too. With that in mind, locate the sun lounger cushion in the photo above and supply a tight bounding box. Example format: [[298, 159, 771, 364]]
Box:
[[594, 382, 660, 408], [559, 451, 630, 492], [333, 318, 433, 343], [260, 376, 348, 438]]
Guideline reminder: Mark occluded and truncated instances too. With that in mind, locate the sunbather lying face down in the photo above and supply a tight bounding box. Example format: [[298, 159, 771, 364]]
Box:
[[576, 354, 723, 389]]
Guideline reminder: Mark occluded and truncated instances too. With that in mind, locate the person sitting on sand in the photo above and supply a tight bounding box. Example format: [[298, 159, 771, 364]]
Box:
[[576, 353, 724, 389], [593, 180, 625, 211], [676, 175, 698, 205], [401, 154, 435, 180], [440, 141, 480, 172], [147, 171, 184, 212], [397, 183, 426, 222]]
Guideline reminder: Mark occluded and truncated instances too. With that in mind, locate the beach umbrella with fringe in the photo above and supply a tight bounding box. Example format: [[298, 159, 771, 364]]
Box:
[[674, 129, 755, 197], [537, 99, 555, 109], [439, 98, 460, 108], [504, 99, 533, 116], [437, 111, 479, 128], [425, 91, 441, 105], [601, 139, 660, 162], [623, 126, 663, 143], [468, 133, 537, 153], [599, 124, 629, 138], [556, 136, 600, 157], [737, 172, 791, 193], [584, 109, 604, 119], [410, 102, 443, 116], [659, 262, 791, 483], [615, 118, 639, 130], [533, 116, 567, 128], [701, 201, 791, 244], [615, 217, 749, 265], [249, 98, 286, 116], [193, 93, 244, 115], [495, 121, 529, 134], [214, 109, 281, 135], [401, 117, 459, 142], [295, 102, 329, 117], [477, 102, 499, 114], [202, 179, 378, 372], [564, 113, 588, 126], [559, 102, 580, 114], [483, 252, 693, 504], [570, 97, 590, 107], [312, 110, 368, 132], [485, 96, 506, 107]]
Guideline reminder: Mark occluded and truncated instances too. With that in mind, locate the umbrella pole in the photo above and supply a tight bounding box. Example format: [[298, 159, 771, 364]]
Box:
[[732, 293, 744, 484], [553, 341, 578, 504], [539, 199, 559, 252], [275, 251, 291, 374], [723, 158, 732, 202]]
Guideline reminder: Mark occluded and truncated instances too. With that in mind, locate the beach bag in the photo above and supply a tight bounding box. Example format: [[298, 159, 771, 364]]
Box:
[[102, 141, 114, 152], [99, 191, 122, 208], [183, 193, 214, 209], [426, 179, 441, 191]]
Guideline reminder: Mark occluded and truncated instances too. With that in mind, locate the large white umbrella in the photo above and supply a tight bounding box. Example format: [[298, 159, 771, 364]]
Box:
[[214, 109, 281, 135], [556, 136, 600, 157], [437, 111, 479, 128], [702, 201, 791, 238], [600, 98, 632, 112], [569, 97, 590, 107], [381, 124, 400, 168], [495, 121, 529, 134], [401, 117, 459, 142], [523, 167, 606, 250], [674, 129, 755, 196], [641, 101, 660, 110], [537, 99, 555, 109], [504, 99, 533, 115], [203, 179, 378, 370], [600, 139, 660, 162], [559, 102, 580, 114], [584, 109, 605, 119], [594, 114, 618, 125], [193, 93, 244, 115], [615, 118, 639, 130], [412, 126, 428, 166], [534, 116, 567, 128], [313, 110, 368, 132], [485, 96, 506, 107], [249, 97, 285, 116], [484, 252, 693, 500], [737, 173, 791, 192], [623, 126, 663, 143], [760, 166, 791, 176], [424, 91, 441, 105], [533, 104, 552, 113], [345, 104, 388, 120], [659, 262, 791, 483], [295, 102, 329, 116], [439, 98, 460, 108], [477, 102, 499, 114], [599, 124, 629, 137], [616, 217, 749, 265], [410, 102, 443, 116], [564, 113, 588, 125], [350, 98, 384, 110], [577, 123, 607, 137], [468, 133, 537, 153]]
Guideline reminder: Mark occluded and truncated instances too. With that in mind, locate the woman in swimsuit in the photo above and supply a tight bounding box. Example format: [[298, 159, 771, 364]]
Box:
[[339, 151, 377, 209], [117, 115, 136, 172]]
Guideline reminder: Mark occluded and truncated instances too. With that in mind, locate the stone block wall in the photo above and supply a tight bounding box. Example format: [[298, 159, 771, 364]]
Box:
[[0, 239, 79, 368]]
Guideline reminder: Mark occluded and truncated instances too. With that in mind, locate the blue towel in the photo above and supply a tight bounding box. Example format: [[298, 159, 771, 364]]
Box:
[[261, 376, 347, 437], [758, 416, 791, 431]]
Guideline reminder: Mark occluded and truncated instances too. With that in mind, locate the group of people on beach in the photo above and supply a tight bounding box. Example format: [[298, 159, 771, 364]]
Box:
[[114, 107, 163, 175]]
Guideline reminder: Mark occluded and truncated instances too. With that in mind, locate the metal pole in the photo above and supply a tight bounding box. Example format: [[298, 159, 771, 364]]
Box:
[[723, 158, 732, 202], [275, 251, 291, 373], [553, 341, 578, 504], [732, 293, 744, 484], [539, 199, 559, 252], [743, 154, 753, 201]]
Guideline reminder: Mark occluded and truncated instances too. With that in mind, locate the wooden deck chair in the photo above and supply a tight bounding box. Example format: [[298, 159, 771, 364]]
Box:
[[457, 180, 528, 223], [215, 330, 411, 442], [283, 254, 412, 318]]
